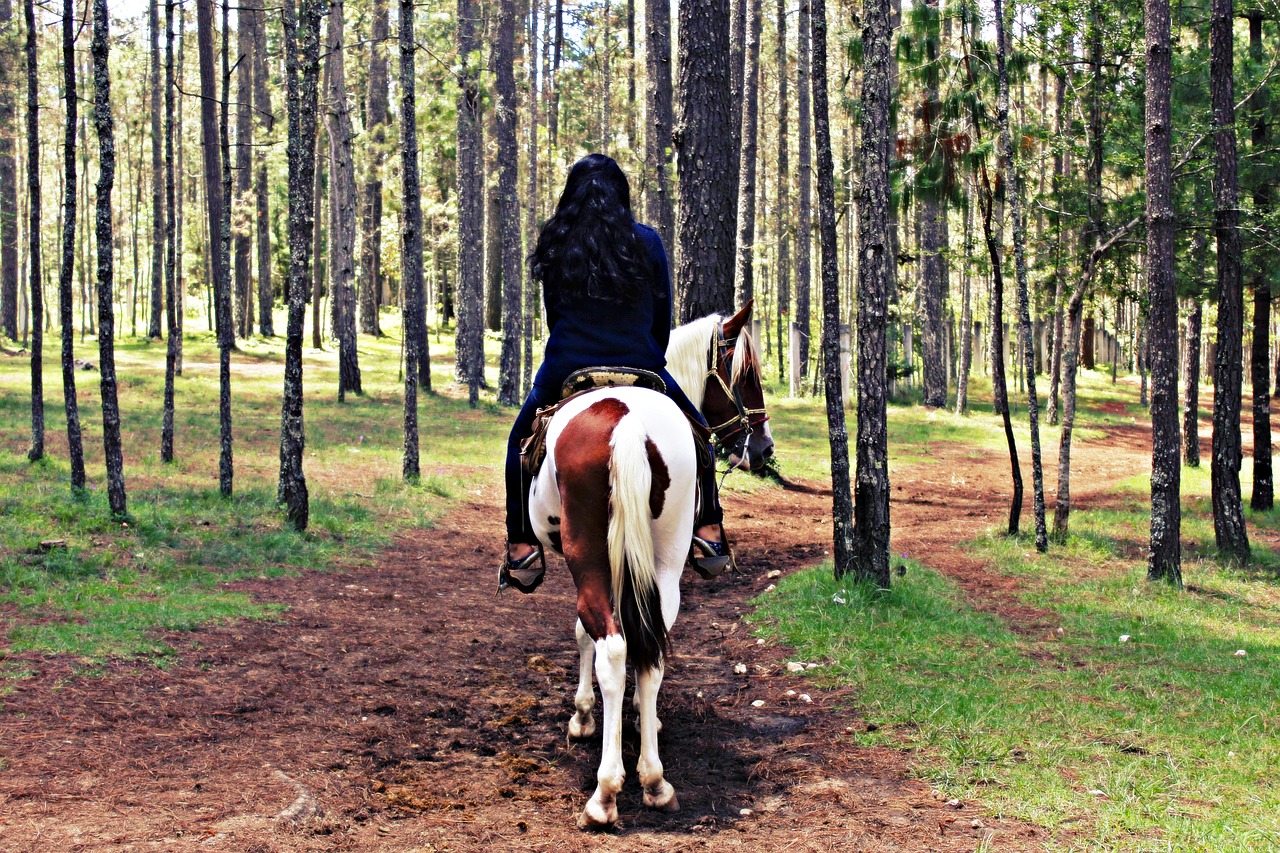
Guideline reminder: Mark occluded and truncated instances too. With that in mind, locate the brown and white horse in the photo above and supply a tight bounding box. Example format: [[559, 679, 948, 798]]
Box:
[[528, 302, 772, 829]]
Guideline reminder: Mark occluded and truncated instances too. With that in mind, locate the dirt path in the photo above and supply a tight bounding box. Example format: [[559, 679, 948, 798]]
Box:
[[0, 419, 1162, 852]]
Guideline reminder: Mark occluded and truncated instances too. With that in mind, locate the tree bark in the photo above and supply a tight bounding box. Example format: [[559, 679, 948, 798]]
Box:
[[279, 0, 321, 528], [676, 0, 736, 319], [147, 0, 164, 339], [996, 0, 1046, 552], [234, 0, 254, 339], [955, 200, 972, 414], [456, 0, 484, 405], [254, 4, 273, 335], [175, 5, 185, 371], [0, 0, 17, 339], [643, 0, 675, 250], [1210, 0, 1249, 559], [1248, 11, 1271, 511], [773, 0, 789, 383], [161, 0, 178, 462], [326, 0, 362, 400], [401, 0, 427, 476], [793, 0, 811, 386], [1143, 0, 1181, 583], [311, 124, 324, 349], [812, 0, 854, 578], [918, 0, 947, 409], [91, 0, 127, 517], [25, 0, 41, 460], [733, 0, 761, 308], [523, 0, 539, 394], [59, 0, 85, 488], [495, 0, 522, 406], [360, 0, 388, 337], [849, 0, 891, 587], [1183, 298, 1203, 466]]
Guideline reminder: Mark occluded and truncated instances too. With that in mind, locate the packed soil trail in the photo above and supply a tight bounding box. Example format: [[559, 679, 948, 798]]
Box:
[[0, 416, 1162, 852]]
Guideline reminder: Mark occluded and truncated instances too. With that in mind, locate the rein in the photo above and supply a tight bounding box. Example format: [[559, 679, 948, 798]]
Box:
[[704, 326, 768, 448]]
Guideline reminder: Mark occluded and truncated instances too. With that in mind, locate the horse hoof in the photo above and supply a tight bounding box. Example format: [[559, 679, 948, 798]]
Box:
[[643, 781, 679, 813], [577, 799, 618, 830], [568, 714, 596, 740]]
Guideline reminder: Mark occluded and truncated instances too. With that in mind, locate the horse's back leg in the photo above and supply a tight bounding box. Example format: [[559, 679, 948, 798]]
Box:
[[635, 663, 678, 812], [568, 619, 596, 740], [578, 632, 627, 830]]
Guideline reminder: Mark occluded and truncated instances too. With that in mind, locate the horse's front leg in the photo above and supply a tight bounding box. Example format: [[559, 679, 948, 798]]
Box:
[[568, 619, 596, 740], [578, 632, 626, 830], [635, 662, 678, 812]]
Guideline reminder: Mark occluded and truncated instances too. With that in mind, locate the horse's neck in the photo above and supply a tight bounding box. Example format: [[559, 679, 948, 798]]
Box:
[[665, 317, 717, 411]]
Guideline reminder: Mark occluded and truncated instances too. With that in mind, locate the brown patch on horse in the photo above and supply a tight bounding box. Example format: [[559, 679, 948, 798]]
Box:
[[645, 439, 670, 518], [555, 397, 630, 640]]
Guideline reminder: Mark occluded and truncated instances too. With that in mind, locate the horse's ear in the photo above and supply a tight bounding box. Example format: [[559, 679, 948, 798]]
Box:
[[723, 299, 755, 337]]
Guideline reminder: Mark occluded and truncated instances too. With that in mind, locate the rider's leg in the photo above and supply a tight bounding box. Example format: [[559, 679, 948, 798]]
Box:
[[502, 385, 556, 590]]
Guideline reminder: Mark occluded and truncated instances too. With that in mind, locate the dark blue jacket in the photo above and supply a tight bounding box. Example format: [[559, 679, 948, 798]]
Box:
[[533, 222, 672, 390]]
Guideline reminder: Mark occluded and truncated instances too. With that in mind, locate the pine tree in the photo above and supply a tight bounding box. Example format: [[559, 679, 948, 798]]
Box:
[[360, 0, 389, 338], [0, 0, 16, 339], [401, 0, 427, 476], [24, 0, 41, 461], [495, 0, 522, 406], [58, 0, 85, 489], [733, 0, 762, 308], [326, 0, 362, 400], [149, 0, 164, 339], [161, 0, 178, 463], [455, 0, 484, 406], [644, 0, 675, 249]]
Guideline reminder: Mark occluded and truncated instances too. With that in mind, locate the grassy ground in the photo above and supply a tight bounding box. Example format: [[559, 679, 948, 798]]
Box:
[[1, 310, 502, 681], [751, 374, 1280, 852]]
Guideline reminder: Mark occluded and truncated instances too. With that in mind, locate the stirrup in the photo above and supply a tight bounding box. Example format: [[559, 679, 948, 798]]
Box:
[[498, 545, 545, 594], [690, 528, 734, 579]]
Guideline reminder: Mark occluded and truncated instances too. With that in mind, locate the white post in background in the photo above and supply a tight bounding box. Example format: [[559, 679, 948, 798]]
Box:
[[790, 322, 803, 396]]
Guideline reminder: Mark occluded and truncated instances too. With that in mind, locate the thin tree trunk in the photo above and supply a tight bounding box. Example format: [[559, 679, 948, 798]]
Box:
[[175, 5, 185, 372], [279, 0, 320, 528], [523, 0, 539, 394], [234, 0, 254, 339], [254, 4, 273, 335], [918, 0, 947, 409], [1210, 0, 1249, 559], [326, 0, 362, 400], [643, 0, 675, 250], [311, 126, 324, 348], [360, 0, 388, 337], [161, 0, 178, 462], [25, 0, 42, 460], [456, 0, 483, 405], [401, 0, 426, 476], [0, 0, 17, 339], [147, 0, 163, 339], [955, 200, 972, 414], [812, 0, 853, 578], [676, 0, 736, 319], [1248, 11, 1271, 511], [60, 0, 85, 488], [995, 0, 1046, 551], [849, 0, 891, 587], [1143, 0, 1181, 583], [549, 0, 562, 146], [91, 0, 127, 517], [733, 0, 762, 309], [773, 0, 788, 383], [495, 0, 522, 406], [793, 0, 811, 386], [1183, 298, 1203, 466]]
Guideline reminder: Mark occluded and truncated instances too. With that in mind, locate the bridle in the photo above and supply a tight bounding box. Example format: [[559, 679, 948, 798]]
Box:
[[703, 325, 768, 453]]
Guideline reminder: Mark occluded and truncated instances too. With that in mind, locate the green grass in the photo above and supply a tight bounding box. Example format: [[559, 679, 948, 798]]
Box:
[[751, 378, 1280, 851], [1, 309, 504, 669]]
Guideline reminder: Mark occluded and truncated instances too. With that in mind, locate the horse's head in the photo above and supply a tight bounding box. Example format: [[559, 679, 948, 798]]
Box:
[[702, 301, 774, 471]]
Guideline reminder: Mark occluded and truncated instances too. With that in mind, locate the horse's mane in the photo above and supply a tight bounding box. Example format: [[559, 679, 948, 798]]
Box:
[[665, 313, 760, 410]]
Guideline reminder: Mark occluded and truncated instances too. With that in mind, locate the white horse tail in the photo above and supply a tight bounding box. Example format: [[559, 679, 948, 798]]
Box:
[[607, 411, 667, 672]]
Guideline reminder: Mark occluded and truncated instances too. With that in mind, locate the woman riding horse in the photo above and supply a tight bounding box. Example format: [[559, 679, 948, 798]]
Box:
[[501, 154, 729, 593]]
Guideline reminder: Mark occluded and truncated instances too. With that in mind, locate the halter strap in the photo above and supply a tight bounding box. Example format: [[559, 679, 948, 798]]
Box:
[[705, 325, 768, 444]]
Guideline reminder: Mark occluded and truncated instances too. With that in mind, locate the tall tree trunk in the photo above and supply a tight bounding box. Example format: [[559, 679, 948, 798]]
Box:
[[955, 200, 973, 414], [996, 0, 1046, 551], [793, 0, 811, 387], [197, 0, 233, 497], [643, 0, 675, 250], [1183, 298, 1203, 466], [326, 0, 362, 400], [773, 0, 789, 383], [812, 0, 854, 579], [401, 0, 427, 475], [175, 5, 185, 372], [549, 0, 562, 146], [918, 0, 947, 409], [1248, 11, 1271, 511], [1210, 0, 1249, 559], [59, 0, 85, 488], [1143, 0, 1181, 583], [161, 0, 178, 462], [254, 4, 273, 335], [24, 0, 41, 460], [0, 0, 17, 339], [279, 0, 320, 528], [523, 0, 539, 394], [849, 0, 891, 587], [456, 0, 484, 405], [91, 0, 127, 517], [234, 1, 254, 339], [675, 0, 736, 319], [733, 0, 761, 308], [311, 126, 324, 348], [360, 0, 388, 337], [495, 0, 522, 406], [148, 0, 164, 339], [625, 0, 635, 150], [1046, 52, 1069, 425]]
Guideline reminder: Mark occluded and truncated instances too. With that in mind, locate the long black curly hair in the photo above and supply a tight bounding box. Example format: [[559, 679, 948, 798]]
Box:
[[531, 154, 655, 305]]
